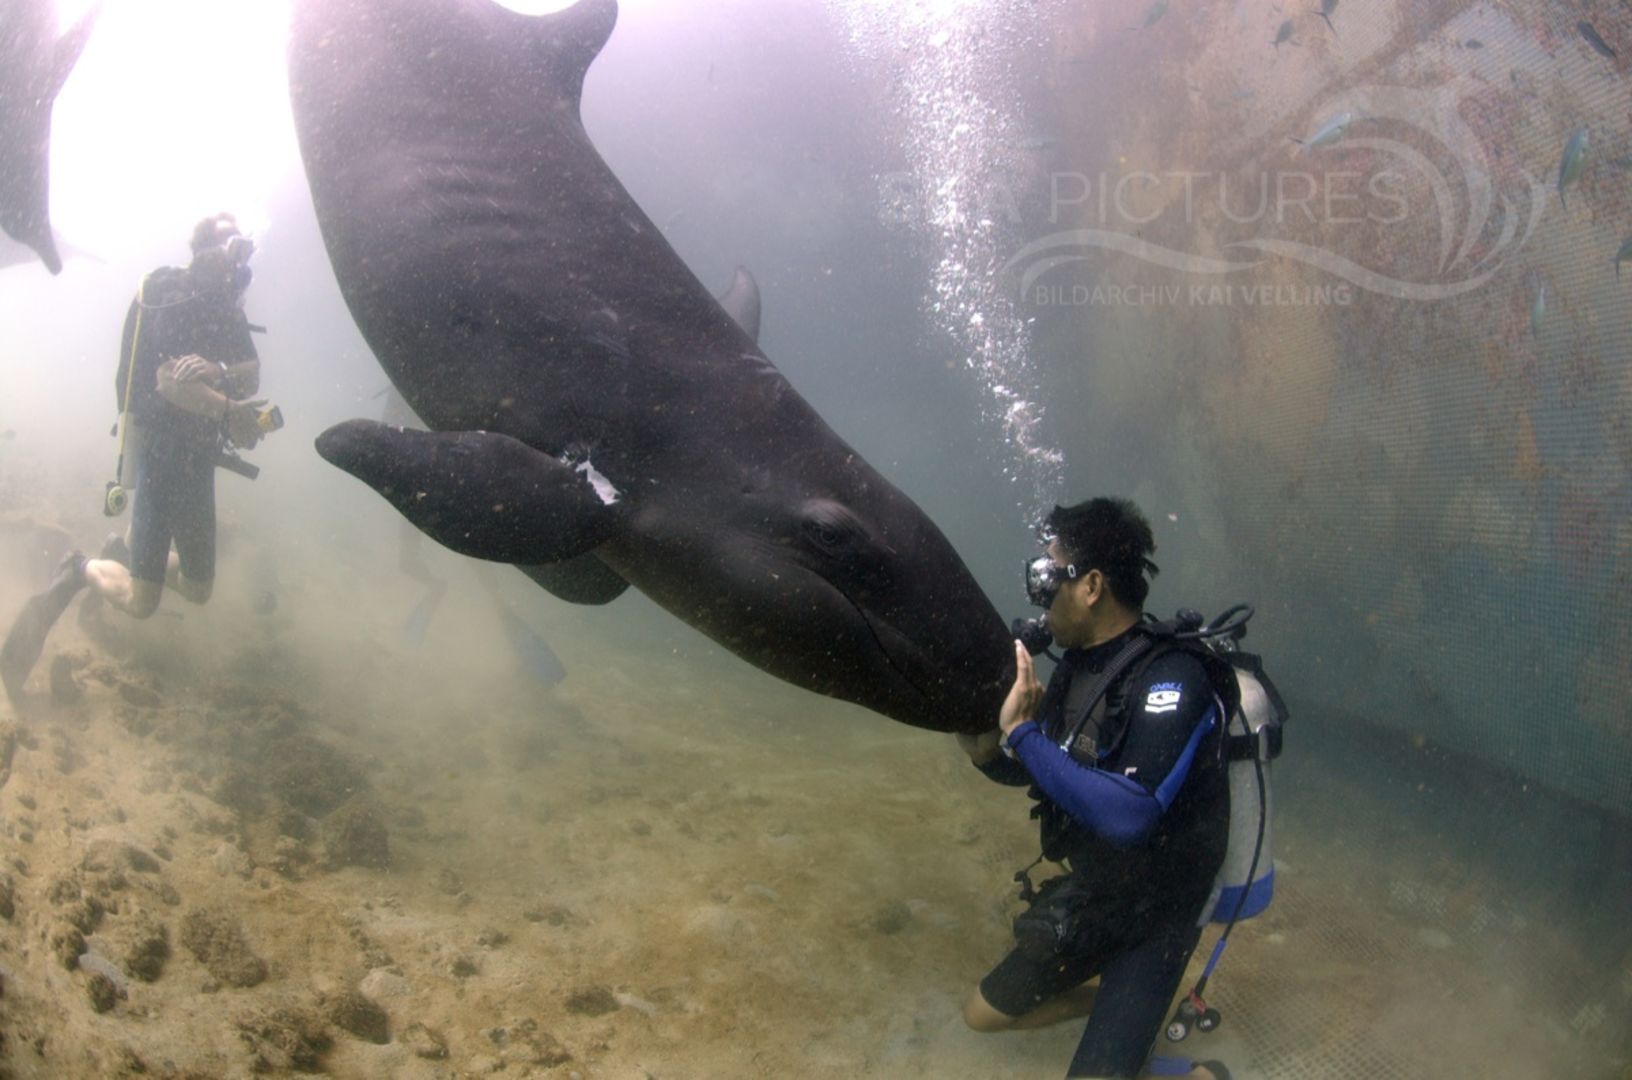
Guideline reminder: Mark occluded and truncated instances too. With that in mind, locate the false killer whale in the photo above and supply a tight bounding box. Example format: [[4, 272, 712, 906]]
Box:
[[0, 0, 100, 274], [288, 0, 1012, 733]]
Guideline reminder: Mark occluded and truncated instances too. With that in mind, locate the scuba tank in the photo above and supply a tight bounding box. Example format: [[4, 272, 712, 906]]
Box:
[[1208, 652, 1283, 922], [1134, 604, 1284, 925], [1167, 605, 1287, 1043], [106, 274, 155, 517]]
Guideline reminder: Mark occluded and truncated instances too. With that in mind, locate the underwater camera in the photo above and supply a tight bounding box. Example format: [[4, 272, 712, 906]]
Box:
[[216, 451, 260, 481], [257, 404, 284, 434]]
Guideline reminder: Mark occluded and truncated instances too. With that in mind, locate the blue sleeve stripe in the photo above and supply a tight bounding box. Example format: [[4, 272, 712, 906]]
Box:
[[1152, 703, 1219, 810], [1009, 724, 1159, 845]]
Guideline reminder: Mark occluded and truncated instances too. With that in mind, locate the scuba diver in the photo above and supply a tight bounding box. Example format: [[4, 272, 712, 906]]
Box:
[[0, 213, 269, 703], [959, 496, 1251, 1080]]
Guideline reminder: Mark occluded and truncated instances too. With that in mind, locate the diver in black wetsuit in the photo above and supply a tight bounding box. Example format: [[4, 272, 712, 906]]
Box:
[[0, 214, 265, 703], [961, 497, 1233, 1080], [90, 213, 265, 613]]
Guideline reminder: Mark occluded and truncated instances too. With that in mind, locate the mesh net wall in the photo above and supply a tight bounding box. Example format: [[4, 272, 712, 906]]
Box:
[[1031, 0, 1631, 815]]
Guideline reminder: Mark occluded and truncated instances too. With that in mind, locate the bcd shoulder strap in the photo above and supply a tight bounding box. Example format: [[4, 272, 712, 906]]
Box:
[[1058, 618, 1258, 767], [1051, 630, 1159, 764]]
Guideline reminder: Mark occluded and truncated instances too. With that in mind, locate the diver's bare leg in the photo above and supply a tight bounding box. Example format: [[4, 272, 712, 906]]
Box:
[[84, 558, 163, 619], [164, 554, 212, 605], [962, 982, 1098, 1032]]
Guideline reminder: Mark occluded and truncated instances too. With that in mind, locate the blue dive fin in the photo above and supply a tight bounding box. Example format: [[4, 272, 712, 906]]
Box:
[[496, 604, 567, 687], [401, 579, 447, 647], [472, 562, 566, 686]]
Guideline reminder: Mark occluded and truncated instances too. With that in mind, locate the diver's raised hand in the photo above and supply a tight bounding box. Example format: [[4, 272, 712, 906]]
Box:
[[999, 639, 1042, 735]]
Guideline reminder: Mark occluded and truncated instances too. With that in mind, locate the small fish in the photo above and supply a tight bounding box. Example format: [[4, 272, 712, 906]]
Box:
[[1273, 19, 1293, 48], [1578, 21, 1617, 60], [1530, 279, 1546, 338], [1463, 39, 1483, 49], [1559, 127, 1589, 208], [1122, 0, 1167, 31], [1616, 237, 1632, 280], [1292, 110, 1353, 151], [1314, 0, 1338, 34]]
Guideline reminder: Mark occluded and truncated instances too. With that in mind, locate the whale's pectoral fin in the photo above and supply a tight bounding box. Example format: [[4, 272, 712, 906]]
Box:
[[715, 266, 762, 343], [518, 554, 630, 606], [316, 419, 619, 564]]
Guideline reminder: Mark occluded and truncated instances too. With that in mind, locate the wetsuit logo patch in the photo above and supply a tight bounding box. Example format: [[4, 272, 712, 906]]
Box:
[[1145, 682, 1182, 714]]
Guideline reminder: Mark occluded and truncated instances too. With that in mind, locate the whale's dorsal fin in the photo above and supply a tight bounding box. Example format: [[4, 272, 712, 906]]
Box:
[[476, 0, 617, 113], [50, 3, 101, 99], [715, 266, 762, 344]]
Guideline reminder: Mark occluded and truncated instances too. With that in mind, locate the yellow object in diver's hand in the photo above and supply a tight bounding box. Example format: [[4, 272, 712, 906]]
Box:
[[256, 405, 284, 434]]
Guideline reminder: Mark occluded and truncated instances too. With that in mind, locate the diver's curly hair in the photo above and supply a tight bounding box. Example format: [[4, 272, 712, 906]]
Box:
[[189, 212, 240, 255], [1044, 496, 1159, 608]]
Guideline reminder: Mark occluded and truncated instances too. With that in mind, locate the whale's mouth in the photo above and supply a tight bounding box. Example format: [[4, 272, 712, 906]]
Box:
[[788, 559, 1004, 732], [846, 589, 1005, 732], [608, 532, 1000, 733], [858, 597, 1012, 733], [737, 560, 940, 726], [847, 593, 934, 712]]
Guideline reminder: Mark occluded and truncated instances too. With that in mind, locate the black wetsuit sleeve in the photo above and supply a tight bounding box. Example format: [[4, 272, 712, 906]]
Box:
[[233, 316, 259, 363], [973, 754, 1032, 786], [217, 311, 258, 367], [1110, 651, 1220, 801]]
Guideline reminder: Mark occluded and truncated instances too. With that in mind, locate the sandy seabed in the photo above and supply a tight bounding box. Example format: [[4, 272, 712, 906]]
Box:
[[0, 469, 1621, 1078]]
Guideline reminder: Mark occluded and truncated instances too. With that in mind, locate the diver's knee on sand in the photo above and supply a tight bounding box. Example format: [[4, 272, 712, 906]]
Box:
[[123, 579, 164, 620], [174, 575, 212, 605], [963, 990, 1019, 1033], [160, 552, 211, 605]]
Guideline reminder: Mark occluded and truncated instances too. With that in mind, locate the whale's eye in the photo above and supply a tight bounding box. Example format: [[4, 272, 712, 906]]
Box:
[[799, 500, 895, 591], [800, 500, 864, 556]]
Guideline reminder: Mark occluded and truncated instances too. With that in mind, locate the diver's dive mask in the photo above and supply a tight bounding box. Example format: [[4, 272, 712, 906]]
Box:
[[1024, 552, 1080, 609], [223, 233, 255, 294]]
